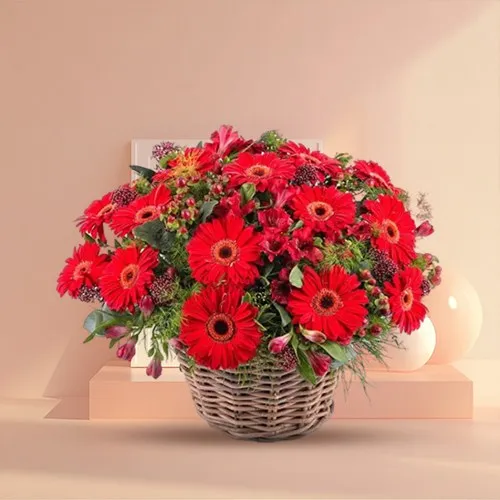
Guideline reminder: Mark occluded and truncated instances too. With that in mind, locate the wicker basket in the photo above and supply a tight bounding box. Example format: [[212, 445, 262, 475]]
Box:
[[176, 350, 337, 441]]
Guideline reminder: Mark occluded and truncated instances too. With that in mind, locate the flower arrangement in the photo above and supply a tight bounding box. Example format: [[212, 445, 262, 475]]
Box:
[[57, 126, 441, 387]]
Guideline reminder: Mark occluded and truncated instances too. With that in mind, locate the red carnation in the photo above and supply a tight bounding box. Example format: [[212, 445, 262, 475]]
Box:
[[180, 285, 262, 370], [76, 191, 116, 243], [385, 267, 427, 333], [291, 185, 356, 235], [110, 184, 171, 237], [352, 160, 394, 190], [100, 246, 159, 312], [288, 266, 368, 343], [362, 194, 416, 265], [187, 215, 262, 286], [224, 152, 295, 192], [57, 242, 108, 298]]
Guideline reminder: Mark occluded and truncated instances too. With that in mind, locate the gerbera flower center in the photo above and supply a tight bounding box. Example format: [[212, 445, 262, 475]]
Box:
[[120, 264, 140, 289], [97, 203, 116, 218], [382, 219, 400, 243], [206, 313, 236, 342], [73, 261, 91, 279], [245, 164, 272, 178], [307, 201, 334, 221], [400, 288, 414, 311], [311, 288, 343, 316], [135, 206, 159, 224], [211, 239, 239, 266]]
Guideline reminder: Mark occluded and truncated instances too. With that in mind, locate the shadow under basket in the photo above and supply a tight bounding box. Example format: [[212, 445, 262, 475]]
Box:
[[176, 351, 336, 441]]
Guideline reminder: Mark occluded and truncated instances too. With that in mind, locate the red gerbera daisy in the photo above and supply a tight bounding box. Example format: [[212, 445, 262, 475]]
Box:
[[385, 267, 427, 333], [352, 160, 394, 190], [179, 285, 262, 370], [362, 194, 416, 265], [224, 152, 295, 192], [57, 242, 108, 298], [187, 215, 262, 286], [100, 246, 159, 312], [76, 191, 116, 243], [110, 184, 172, 237], [291, 185, 356, 235], [278, 141, 342, 180], [288, 266, 368, 343]]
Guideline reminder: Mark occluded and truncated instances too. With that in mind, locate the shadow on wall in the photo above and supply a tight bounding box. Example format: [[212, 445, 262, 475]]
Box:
[[4, 0, 490, 400]]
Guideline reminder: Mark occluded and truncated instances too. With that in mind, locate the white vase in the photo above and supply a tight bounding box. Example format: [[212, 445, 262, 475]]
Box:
[[424, 270, 482, 365], [365, 316, 436, 372]]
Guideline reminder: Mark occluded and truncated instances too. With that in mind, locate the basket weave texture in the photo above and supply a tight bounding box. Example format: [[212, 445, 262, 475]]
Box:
[[176, 351, 336, 441]]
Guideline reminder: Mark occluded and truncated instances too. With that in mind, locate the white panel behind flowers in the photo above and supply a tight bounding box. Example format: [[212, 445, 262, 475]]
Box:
[[130, 137, 322, 368]]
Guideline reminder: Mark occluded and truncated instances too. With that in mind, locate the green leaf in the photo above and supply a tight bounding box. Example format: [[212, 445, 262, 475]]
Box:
[[296, 349, 316, 385], [199, 200, 218, 222], [113, 239, 122, 249], [83, 310, 105, 334], [83, 233, 96, 244], [196, 141, 204, 148], [134, 219, 174, 251], [319, 341, 349, 363], [240, 183, 256, 204], [109, 338, 120, 349], [289, 265, 304, 288], [290, 220, 304, 231], [272, 301, 291, 327], [130, 164, 156, 181], [83, 333, 95, 344]]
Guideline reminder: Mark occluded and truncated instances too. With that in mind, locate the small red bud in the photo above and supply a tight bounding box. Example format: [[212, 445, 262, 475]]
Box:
[[186, 197, 196, 207], [176, 177, 187, 188], [357, 328, 366, 338], [368, 278, 377, 286], [378, 296, 388, 306], [435, 265, 442, 275], [181, 209, 191, 220], [167, 215, 176, 224], [360, 269, 371, 280], [178, 226, 188, 235], [212, 183, 223, 195], [371, 287, 382, 296], [370, 324, 382, 336]]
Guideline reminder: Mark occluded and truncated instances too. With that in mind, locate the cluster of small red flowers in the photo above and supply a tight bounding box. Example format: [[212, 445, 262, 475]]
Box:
[[57, 126, 440, 377]]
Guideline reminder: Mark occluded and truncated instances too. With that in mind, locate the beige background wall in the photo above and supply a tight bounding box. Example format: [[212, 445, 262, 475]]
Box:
[[0, 0, 498, 399]]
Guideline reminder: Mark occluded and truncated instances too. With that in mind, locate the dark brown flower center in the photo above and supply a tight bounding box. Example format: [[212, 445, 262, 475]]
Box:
[[382, 219, 400, 243], [135, 206, 158, 223], [206, 313, 236, 342], [73, 261, 91, 279], [245, 164, 271, 178], [400, 288, 414, 311], [97, 203, 116, 218], [120, 264, 139, 289], [307, 201, 334, 221], [211, 239, 239, 266], [311, 288, 343, 316]]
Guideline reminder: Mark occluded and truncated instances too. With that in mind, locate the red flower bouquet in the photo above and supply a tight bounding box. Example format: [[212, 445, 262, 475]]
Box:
[[58, 127, 441, 439]]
